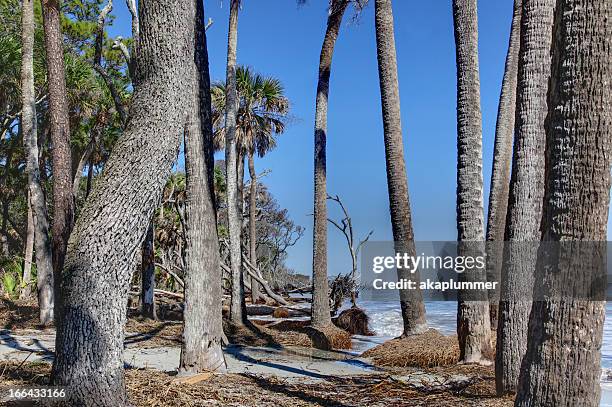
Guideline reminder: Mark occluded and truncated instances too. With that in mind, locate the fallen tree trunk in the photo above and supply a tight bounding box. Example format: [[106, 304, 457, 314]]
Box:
[[220, 262, 289, 306], [129, 288, 184, 300], [242, 258, 290, 306], [288, 286, 313, 294]]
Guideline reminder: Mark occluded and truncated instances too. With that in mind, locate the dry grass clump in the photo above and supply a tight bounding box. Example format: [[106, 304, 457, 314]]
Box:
[[313, 324, 352, 350], [362, 329, 459, 368]]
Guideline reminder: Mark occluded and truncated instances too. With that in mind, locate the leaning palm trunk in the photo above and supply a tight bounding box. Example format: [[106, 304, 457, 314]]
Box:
[[495, 0, 554, 394], [42, 0, 74, 304], [180, 0, 226, 372], [248, 151, 262, 303], [50, 0, 197, 404], [311, 0, 349, 328], [224, 0, 247, 325], [515, 1, 612, 405], [452, 0, 492, 363], [374, 0, 426, 336], [21, 0, 54, 324], [484, 0, 521, 332]]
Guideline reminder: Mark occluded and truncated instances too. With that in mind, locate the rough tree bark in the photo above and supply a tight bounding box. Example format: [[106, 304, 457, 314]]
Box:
[[248, 151, 262, 303], [50, 0, 196, 404], [484, 0, 521, 332], [180, 0, 226, 372], [224, 0, 247, 325], [515, 0, 612, 405], [452, 0, 492, 363], [374, 0, 427, 336], [21, 0, 54, 324], [140, 223, 156, 319], [495, 0, 554, 394], [311, 0, 349, 328], [42, 0, 75, 306]]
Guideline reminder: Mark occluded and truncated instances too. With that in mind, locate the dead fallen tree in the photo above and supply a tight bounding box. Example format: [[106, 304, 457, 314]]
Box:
[[130, 288, 184, 300], [221, 260, 290, 306]]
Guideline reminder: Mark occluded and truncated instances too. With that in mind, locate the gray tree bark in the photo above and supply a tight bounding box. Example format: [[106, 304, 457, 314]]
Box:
[[21, 0, 54, 324], [50, 0, 196, 403], [140, 223, 156, 319], [224, 0, 247, 325], [248, 151, 262, 303], [20, 194, 34, 299], [485, 0, 521, 332], [495, 0, 554, 394], [515, 0, 612, 405], [180, 0, 226, 372], [42, 0, 75, 309], [374, 0, 427, 336], [452, 0, 492, 363], [311, 0, 349, 328]]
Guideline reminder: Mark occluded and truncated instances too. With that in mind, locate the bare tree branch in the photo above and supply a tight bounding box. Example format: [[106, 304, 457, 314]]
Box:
[[154, 262, 185, 288], [126, 0, 139, 41], [205, 18, 214, 31], [326, 194, 373, 306]]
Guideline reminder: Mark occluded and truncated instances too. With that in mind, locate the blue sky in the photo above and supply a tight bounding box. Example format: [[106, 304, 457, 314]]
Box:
[[106, 0, 596, 278]]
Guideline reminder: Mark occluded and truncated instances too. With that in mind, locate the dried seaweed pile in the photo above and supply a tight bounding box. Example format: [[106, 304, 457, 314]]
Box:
[[225, 320, 352, 350], [362, 329, 460, 368]]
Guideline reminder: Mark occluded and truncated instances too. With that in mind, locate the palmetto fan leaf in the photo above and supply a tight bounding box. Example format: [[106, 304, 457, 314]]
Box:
[[212, 66, 289, 158]]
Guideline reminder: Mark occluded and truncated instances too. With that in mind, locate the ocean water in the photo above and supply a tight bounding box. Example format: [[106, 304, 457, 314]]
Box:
[[347, 300, 612, 405]]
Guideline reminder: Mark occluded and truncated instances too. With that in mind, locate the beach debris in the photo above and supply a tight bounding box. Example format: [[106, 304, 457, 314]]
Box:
[[334, 307, 375, 336]]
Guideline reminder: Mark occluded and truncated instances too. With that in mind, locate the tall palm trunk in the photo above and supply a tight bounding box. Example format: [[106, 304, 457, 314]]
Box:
[[21, 0, 54, 324], [180, 0, 226, 372], [248, 151, 262, 303], [495, 0, 554, 394], [224, 0, 247, 325], [484, 0, 521, 332], [42, 0, 75, 310], [374, 0, 426, 336], [452, 0, 492, 363], [20, 194, 34, 299], [515, 1, 612, 405], [51, 0, 196, 403], [311, 0, 349, 328]]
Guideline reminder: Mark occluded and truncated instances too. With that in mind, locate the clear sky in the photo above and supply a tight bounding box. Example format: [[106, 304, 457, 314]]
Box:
[[106, 1, 606, 278]]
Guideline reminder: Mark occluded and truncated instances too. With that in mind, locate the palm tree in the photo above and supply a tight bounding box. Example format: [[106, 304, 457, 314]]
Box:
[[374, 0, 427, 336], [516, 1, 612, 405], [51, 0, 202, 402], [452, 0, 492, 363], [42, 0, 74, 301], [307, 0, 367, 328], [20, 0, 54, 324], [484, 0, 521, 333], [211, 66, 290, 304], [495, 0, 554, 394], [180, 0, 226, 373], [222, 0, 245, 325]]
